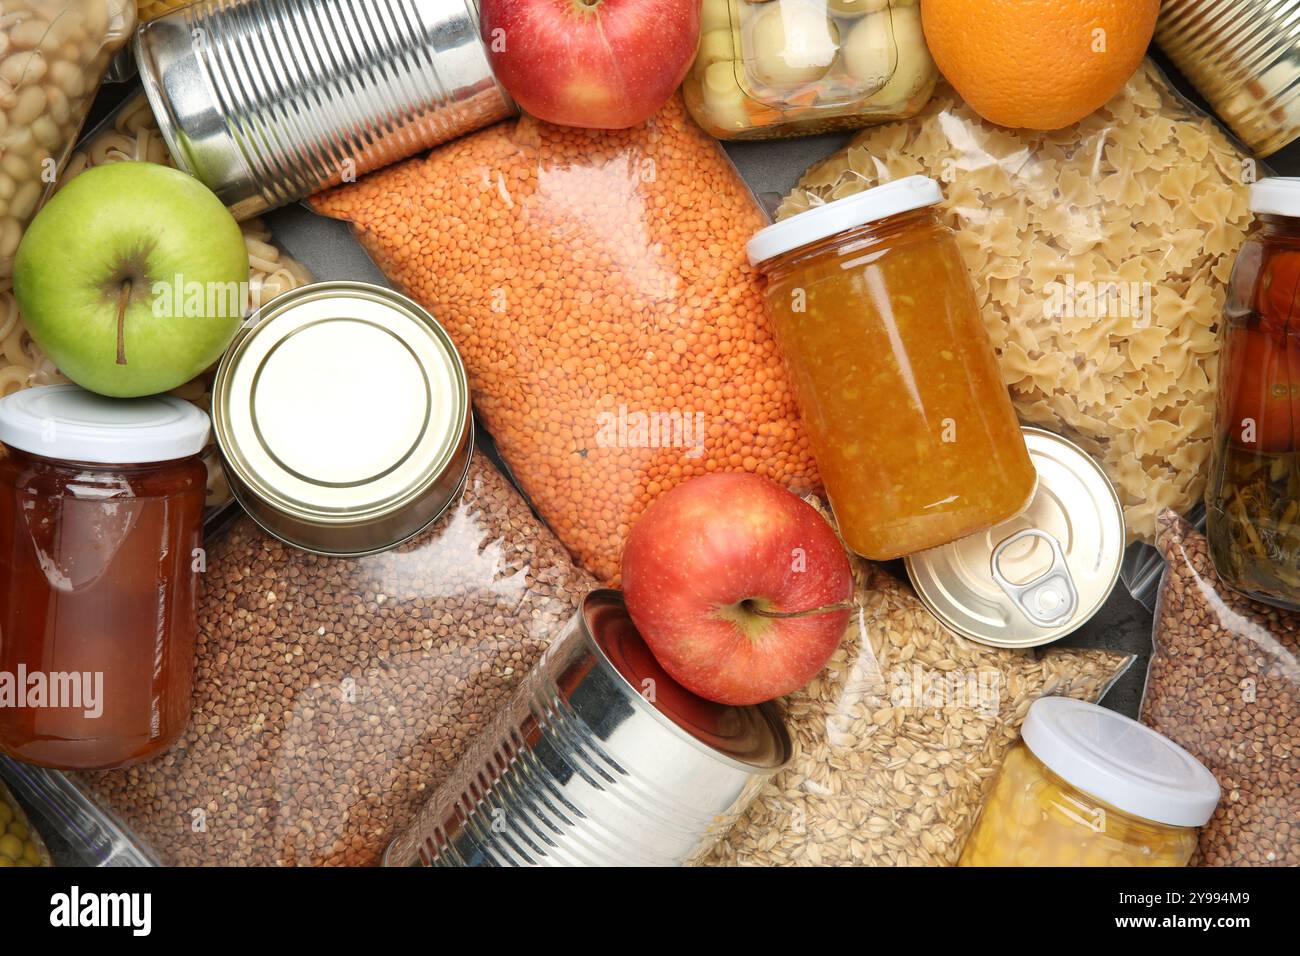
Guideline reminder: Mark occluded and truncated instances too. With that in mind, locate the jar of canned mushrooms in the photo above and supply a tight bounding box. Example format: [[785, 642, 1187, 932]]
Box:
[[683, 0, 937, 139]]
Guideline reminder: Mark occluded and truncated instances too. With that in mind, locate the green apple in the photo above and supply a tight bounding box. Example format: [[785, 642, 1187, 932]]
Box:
[[14, 162, 250, 398]]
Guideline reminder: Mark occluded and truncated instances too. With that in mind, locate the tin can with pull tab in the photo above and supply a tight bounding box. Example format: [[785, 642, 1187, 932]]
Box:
[[905, 428, 1124, 649]]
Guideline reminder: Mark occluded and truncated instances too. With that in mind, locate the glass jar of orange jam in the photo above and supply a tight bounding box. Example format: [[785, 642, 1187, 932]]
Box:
[[0, 385, 208, 770], [748, 176, 1036, 559]]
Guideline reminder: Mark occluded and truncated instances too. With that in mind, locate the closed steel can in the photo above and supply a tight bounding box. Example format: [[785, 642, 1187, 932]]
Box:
[[1156, 0, 1300, 157], [384, 590, 791, 867], [211, 281, 473, 556], [135, 0, 515, 218]]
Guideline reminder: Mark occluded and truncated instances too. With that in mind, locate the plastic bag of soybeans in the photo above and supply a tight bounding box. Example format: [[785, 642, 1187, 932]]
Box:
[[312, 95, 821, 583]]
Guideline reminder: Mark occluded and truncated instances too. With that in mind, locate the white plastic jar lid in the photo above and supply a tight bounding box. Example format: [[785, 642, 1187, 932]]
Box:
[[1250, 177, 1300, 216], [746, 175, 944, 266], [1021, 697, 1220, 828], [0, 384, 210, 465]]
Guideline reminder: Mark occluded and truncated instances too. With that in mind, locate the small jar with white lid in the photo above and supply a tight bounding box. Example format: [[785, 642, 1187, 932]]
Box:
[[960, 698, 1220, 867], [0, 384, 209, 770]]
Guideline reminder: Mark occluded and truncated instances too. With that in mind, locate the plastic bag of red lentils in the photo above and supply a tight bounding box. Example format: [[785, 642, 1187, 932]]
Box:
[[311, 96, 821, 583]]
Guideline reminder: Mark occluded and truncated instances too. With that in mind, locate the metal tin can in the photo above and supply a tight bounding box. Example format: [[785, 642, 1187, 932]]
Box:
[[211, 280, 473, 556], [384, 589, 792, 867], [135, 0, 515, 219], [904, 427, 1125, 649], [1156, 0, 1300, 157]]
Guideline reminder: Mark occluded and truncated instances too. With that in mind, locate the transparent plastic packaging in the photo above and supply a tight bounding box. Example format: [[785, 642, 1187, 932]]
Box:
[[1, 755, 155, 865], [703, 512, 1134, 867], [1142, 512, 1299, 867], [313, 96, 821, 583], [0, 0, 136, 281], [1206, 205, 1300, 609], [0, 775, 51, 866], [684, 0, 937, 140], [776, 62, 1257, 605], [71, 454, 597, 866]]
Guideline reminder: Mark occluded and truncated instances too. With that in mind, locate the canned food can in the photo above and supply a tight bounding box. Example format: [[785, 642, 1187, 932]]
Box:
[[1156, 0, 1300, 157], [135, 0, 515, 218], [904, 427, 1125, 649], [211, 281, 473, 556], [384, 589, 792, 867]]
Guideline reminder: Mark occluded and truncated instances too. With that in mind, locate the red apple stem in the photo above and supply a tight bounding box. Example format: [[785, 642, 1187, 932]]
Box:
[[115, 279, 131, 366], [746, 600, 856, 620]]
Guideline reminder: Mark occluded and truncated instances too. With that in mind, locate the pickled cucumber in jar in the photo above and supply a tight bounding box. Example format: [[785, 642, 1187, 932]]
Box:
[[683, 0, 937, 140], [0, 781, 52, 867]]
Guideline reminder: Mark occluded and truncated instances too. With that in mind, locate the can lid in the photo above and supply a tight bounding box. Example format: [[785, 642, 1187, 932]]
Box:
[[1250, 177, 1300, 217], [746, 175, 943, 266], [904, 427, 1124, 648], [586, 591, 790, 772], [212, 282, 470, 533], [0, 384, 209, 465], [1022, 698, 1220, 828]]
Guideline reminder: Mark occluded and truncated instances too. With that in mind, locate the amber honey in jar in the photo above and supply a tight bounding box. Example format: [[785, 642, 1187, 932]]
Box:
[[1206, 178, 1300, 609], [960, 698, 1219, 867], [0, 385, 208, 770], [748, 176, 1036, 559]]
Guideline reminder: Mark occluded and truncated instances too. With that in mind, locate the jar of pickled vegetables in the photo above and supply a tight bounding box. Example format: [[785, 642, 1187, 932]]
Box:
[[0, 385, 208, 770], [960, 698, 1220, 867], [683, 0, 937, 140], [748, 176, 1036, 559], [1206, 178, 1300, 610]]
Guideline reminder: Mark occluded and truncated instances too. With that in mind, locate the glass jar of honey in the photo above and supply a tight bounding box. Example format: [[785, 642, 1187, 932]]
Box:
[[960, 698, 1219, 867], [0, 385, 208, 770], [1206, 178, 1300, 609], [748, 176, 1036, 559]]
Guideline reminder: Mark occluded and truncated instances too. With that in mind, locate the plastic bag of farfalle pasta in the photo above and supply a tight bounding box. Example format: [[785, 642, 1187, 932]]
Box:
[[778, 61, 1257, 606], [1, 94, 315, 512]]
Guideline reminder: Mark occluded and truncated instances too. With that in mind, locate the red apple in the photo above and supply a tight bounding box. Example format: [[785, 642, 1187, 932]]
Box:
[[621, 473, 853, 705], [480, 0, 701, 130]]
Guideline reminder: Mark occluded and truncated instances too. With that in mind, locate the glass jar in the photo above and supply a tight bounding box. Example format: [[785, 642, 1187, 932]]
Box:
[[748, 176, 1036, 559], [960, 698, 1219, 867], [1206, 178, 1300, 610], [0, 385, 208, 770], [683, 0, 937, 141]]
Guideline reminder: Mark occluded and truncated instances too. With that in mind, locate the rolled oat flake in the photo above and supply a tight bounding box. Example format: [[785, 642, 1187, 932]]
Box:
[[212, 280, 473, 556], [905, 427, 1124, 648]]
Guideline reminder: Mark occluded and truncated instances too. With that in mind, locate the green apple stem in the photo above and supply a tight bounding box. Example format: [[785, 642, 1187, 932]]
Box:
[[744, 600, 855, 620], [115, 279, 131, 366]]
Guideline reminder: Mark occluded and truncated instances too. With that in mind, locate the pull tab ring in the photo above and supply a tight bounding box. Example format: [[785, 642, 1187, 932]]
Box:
[[990, 529, 1078, 628]]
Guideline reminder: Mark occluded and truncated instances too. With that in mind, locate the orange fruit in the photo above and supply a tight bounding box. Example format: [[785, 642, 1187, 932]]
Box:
[[920, 0, 1160, 130]]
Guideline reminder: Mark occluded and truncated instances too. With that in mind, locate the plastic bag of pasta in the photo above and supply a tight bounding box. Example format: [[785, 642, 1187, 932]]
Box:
[[312, 95, 821, 583], [778, 61, 1256, 604]]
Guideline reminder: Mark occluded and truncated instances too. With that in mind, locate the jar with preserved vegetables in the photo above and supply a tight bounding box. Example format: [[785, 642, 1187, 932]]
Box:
[[683, 0, 937, 140], [960, 698, 1219, 867], [747, 176, 1036, 560], [1206, 178, 1300, 610], [0, 385, 208, 770]]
